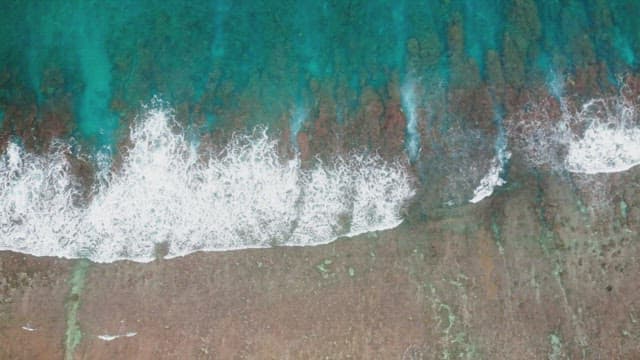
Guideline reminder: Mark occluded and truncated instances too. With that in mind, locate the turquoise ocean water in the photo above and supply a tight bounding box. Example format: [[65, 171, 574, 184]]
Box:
[[0, 1, 637, 146], [0, 1, 639, 261]]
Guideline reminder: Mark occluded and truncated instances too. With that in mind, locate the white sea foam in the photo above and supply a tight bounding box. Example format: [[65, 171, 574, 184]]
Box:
[[565, 98, 640, 174], [509, 83, 640, 174], [289, 105, 308, 148], [470, 115, 511, 204], [469, 151, 511, 204], [565, 125, 640, 174], [0, 105, 414, 263], [401, 79, 421, 162]]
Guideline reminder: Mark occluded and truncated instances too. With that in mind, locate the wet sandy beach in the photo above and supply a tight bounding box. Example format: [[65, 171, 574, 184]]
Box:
[[2, 164, 639, 359]]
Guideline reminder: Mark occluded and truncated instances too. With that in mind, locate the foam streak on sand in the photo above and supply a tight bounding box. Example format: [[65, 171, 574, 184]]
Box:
[[22, 325, 36, 332], [97, 332, 137, 341], [0, 105, 414, 263]]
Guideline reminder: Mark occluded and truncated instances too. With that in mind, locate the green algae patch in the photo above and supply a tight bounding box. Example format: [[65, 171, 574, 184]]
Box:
[[576, 198, 588, 215], [491, 214, 505, 255], [315, 258, 333, 279], [620, 200, 628, 222], [548, 333, 564, 360], [348, 267, 355, 277], [424, 281, 478, 360], [64, 259, 90, 360]]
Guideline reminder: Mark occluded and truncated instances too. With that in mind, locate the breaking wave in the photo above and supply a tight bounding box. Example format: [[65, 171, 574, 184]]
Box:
[[564, 97, 640, 174], [0, 105, 414, 263], [469, 115, 511, 204], [469, 151, 511, 204], [508, 84, 640, 174]]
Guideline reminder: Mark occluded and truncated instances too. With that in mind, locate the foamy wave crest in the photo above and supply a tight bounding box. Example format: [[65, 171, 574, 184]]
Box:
[[0, 141, 82, 257], [469, 115, 511, 204], [469, 151, 511, 204], [565, 98, 640, 174], [508, 83, 640, 174], [0, 106, 414, 263]]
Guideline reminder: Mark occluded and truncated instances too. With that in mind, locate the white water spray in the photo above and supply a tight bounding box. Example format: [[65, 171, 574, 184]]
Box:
[[564, 96, 640, 174], [508, 81, 640, 174], [469, 116, 511, 204], [0, 105, 414, 263], [469, 150, 511, 204], [401, 79, 421, 162]]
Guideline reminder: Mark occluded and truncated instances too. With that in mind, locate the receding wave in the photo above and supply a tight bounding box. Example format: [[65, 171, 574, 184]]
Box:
[[0, 105, 414, 263]]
